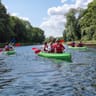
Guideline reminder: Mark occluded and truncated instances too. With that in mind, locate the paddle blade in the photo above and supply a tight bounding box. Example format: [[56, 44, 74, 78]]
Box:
[[32, 48, 41, 54], [32, 48, 38, 50], [35, 49, 41, 54]]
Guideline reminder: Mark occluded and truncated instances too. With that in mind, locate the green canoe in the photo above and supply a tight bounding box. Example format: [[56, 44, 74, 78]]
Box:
[[4, 50, 16, 55], [68, 46, 87, 50], [38, 52, 72, 62]]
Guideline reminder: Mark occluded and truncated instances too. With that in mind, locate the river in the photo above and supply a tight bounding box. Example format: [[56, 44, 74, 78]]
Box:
[[0, 45, 96, 96]]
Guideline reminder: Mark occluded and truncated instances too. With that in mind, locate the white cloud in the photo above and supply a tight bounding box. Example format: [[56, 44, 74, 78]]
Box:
[[61, 0, 67, 3], [19, 17, 29, 21], [40, 15, 66, 37], [10, 13, 19, 16], [61, 0, 75, 3], [40, 0, 93, 37], [75, 0, 93, 8], [10, 13, 29, 21], [5, 5, 8, 10], [48, 4, 75, 16]]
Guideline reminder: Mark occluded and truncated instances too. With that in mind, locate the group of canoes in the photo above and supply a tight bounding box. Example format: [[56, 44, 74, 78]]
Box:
[[68, 41, 87, 50], [0, 40, 87, 61], [33, 39, 88, 62], [68, 41, 84, 47]]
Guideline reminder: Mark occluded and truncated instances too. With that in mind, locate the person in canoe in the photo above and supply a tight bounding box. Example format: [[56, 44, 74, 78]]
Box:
[[4, 43, 14, 51], [70, 41, 75, 47], [9, 43, 14, 50], [54, 39, 65, 53], [77, 41, 84, 47], [4, 43, 10, 51], [42, 42, 49, 52], [48, 38, 56, 53]]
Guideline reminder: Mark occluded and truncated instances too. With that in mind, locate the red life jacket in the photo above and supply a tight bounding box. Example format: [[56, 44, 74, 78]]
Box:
[[50, 44, 55, 53], [5, 45, 10, 51], [70, 42, 75, 47], [77, 43, 83, 47], [54, 43, 65, 53]]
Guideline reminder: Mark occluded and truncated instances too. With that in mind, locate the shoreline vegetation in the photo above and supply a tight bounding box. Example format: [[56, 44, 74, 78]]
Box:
[[0, 40, 96, 48]]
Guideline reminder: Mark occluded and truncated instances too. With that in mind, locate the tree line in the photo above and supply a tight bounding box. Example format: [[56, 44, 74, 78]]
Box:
[[63, 0, 96, 41], [0, 2, 45, 44]]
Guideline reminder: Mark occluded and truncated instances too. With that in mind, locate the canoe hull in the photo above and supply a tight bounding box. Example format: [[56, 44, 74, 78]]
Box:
[[38, 52, 72, 62], [4, 50, 16, 55], [68, 46, 87, 50]]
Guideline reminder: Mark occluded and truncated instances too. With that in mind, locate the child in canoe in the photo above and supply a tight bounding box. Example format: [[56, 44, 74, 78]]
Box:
[[77, 41, 84, 47]]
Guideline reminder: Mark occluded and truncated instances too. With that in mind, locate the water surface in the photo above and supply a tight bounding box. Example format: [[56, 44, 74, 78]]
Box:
[[0, 45, 96, 96]]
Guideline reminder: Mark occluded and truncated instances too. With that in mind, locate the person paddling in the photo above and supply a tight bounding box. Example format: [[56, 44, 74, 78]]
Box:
[[4, 43, 10, 51], [4, 43, 14, 51], [42, 42, 49, 52], [54, 39, 65, 53], [77, 41, 84, 47], [48, 38, 56, 53], [70, 41, 75, 47]]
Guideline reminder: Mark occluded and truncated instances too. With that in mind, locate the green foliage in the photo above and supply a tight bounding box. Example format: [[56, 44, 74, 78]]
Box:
[[79, 0, 96, 40], [63, 8, 81, 41], [63, 0, 96, 41], [0, 2, 45, 44]]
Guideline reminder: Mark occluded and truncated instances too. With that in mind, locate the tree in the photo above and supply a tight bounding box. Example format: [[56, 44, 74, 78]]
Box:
[[63, 8, 78, 41], [79, 0, 96, 40], [0, 2, 45, 44]]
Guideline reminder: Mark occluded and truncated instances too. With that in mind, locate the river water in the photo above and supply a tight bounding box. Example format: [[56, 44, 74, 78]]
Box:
[[0, 45, 96, 96]]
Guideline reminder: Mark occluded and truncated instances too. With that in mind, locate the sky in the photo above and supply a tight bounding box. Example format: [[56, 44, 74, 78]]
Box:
[[2, 0, 93, 37]]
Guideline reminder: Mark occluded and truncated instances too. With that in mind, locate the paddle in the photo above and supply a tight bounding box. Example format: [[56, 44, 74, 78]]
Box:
[[6, 38, 16, 47], [32, 48, 38, 50], [32, 48, 41, 54]]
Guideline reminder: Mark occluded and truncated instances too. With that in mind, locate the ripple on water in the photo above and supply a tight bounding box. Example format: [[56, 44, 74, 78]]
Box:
[[0, 46, 96, 96]]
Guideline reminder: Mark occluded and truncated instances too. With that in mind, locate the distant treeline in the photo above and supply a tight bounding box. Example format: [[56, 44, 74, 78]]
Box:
[[0, 2, 45, 44], [63, 0, 96, 41]]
